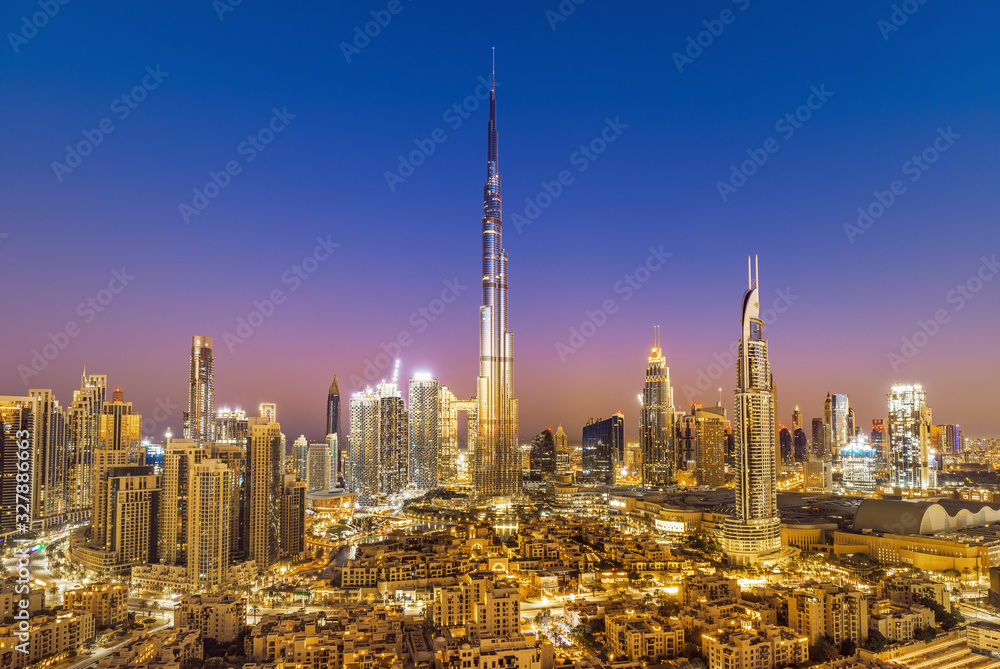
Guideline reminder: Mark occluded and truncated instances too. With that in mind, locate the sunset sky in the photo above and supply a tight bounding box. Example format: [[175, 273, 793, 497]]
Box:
[[3, 1, 998, 442]]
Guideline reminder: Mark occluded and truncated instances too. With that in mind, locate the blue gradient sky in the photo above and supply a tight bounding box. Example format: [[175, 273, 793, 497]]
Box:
[[2, 1, 998, 442]]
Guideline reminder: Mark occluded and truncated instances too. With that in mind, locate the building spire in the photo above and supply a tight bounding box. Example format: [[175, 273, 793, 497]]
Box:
[[492, 46, 495, 90]]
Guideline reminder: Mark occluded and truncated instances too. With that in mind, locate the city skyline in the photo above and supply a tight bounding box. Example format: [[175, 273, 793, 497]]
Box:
[[4, 3, 999, 442]]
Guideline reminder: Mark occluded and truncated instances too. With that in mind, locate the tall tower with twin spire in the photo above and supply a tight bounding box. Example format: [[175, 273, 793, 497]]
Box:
[[724, 256, 782, 565], [474, 51, 520, 500]]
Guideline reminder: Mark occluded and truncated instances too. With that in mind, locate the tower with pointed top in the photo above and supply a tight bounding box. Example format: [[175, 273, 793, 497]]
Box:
[[723, 256, 782, 565], [474, 51, 520, 501], [640, 326, 676, 487], [184, 336, 214, 444], [326, 374, 341, 480]]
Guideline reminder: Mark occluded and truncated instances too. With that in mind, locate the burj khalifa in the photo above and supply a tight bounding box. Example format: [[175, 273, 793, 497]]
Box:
[[474, 53, 520, 501]]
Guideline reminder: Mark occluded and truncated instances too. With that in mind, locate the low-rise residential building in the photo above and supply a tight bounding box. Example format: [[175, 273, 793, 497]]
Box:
[[877, 576, 950, 609], [868, 600, 935, 643], [785, 584, 868, 646], [64, 582, 128, 628], [606, 614, 684, 662], [173, 593, 247, 644], [97, 627, 203, 669], [246, 605, 405, 669], [681, 573, 739, 606], [0, 610, 95, 668], [701, 625, 808, 669], [428, 574, 521, 641], [967, 621, 1000, 658]]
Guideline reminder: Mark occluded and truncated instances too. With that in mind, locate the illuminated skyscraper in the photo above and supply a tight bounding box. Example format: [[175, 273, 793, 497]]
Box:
[[292, 435, 308, 477], [888, 384, 932, 489], [326, 375, 341, 477], [408, 375, 440, 491], [279, 473, 306, 558], [438, 386, 459, 484], [582, 414, 624, 484], [841, 439, 877, 493], [554, 426, 569, 475], [474, 55, 520, 501], [28, 389, 67, 529], [0, 396, 35, 534], [640, 327, 675, 487], [306, 442, 331, 492], [184, 336, 215, 444], [723, 257, 781, 565], [871, 419, 887, 462], [247, 417, 282, 570], [98, 388, 143, 461], [824, 393, 849, 455], [214, 408, 248, 445], [67, 368, 106, 518], [258, 403, 276, 423], [188, 458, 232, 590], [349, 380, 408, 505]]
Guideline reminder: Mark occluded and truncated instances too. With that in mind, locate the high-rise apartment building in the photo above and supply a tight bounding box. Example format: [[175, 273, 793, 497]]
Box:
[[554, 426, 569, 475], [474, 60, 520, 502], [258, 403, 276, 423], [211, 443, 248, 564], [871, 419, 887, 462], [408, 375, 440, 491], [349, 381, 407, 505], [640, 327, 675, 487], [98, 388, 143, 461], [29, 389, 68, 529], [841, 439, 877, 493], [159, 441, 204, 567], [888, 384, 932, 489], [189, 457, 232, 591], [0, 396, 35, 535], [292, 436, 308, 477], [214, 409, 248, 445], [306, 443, 331, 492], [247, 418, 282, 570], [582, 414, 624, 484], [67, 369, 106, 518], [823, 393, 849, 455], [723, 258, 781, 564], [811, 418, 829, 459], [184, 336, 215, 444], [279, 474, 306, 559], [676, 405, 728, 488]]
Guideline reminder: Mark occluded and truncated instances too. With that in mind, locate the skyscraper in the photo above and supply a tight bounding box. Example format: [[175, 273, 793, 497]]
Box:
[[67, 368, 106, 519], [279, 473, 306, 558], [327, 375, 341, 476], [640, 327, 675, 487], [888, 384, 932, 489], [29, 389, 68, 530], [723, 257, 781, 565], [349, 381, 408, 505], [292, 435, 308, 477], [188, 457, 232, 591], [185, 336, 215, 444], [529, 429, 555, 476], [0, 396, 35, 535], [258, 403, 276, 423], [553, 426, 569, 475], [214, 408, 248, 444], [438, 386, 459, 485], [824, 393, 849, 455], [408, 374, 440, 491], [247, 417, 282, 570], [474, 55, 520, 502], [582, 414, 624, 484], [871, 419, 887, 462], [306, 442, 331, 492]]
